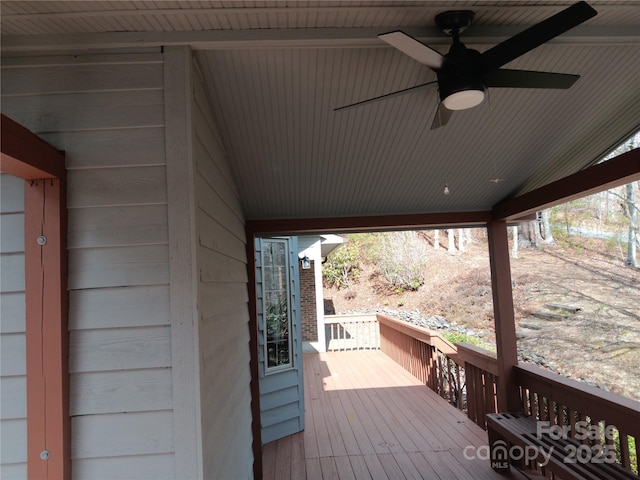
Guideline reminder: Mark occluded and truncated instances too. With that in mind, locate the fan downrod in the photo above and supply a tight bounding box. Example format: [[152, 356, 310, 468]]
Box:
[[435, 10, 475, 36]]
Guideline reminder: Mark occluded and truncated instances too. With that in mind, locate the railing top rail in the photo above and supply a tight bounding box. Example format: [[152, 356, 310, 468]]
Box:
[[325, 314, 377, 323], [377, 314, 499, 376], [456, 342, 499, 376], [377, 313, 457, 355], [516, 363, 640, 434]]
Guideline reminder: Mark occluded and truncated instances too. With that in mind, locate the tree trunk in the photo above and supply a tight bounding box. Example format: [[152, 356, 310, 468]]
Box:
[[448, 229, 455, 253], [465, 228, 474, 244], [533, 216, 543, 247], [511, 226, 518, 259], [541, 210, 554, 244], [434, 230, 440, 250], [626, 183, 638, 267], [458, 228, 465, 252], [564, 203, 571, 235], [518, 221, 541, 248]]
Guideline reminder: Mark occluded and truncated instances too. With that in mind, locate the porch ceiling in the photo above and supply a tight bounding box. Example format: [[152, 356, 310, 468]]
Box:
[[2, 1, 639, 221]]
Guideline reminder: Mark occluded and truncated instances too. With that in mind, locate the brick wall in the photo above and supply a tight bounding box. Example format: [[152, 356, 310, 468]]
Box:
[[300, 260, 317, 341]]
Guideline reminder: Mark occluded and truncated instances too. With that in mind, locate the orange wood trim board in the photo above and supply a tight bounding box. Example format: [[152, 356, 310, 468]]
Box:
[[1, 115, 66, 181], [24, 179, 70, 480]]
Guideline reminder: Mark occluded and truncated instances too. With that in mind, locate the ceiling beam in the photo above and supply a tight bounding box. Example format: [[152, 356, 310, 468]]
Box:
[[2, 24, 638, 53], [1, 115, 66, 181], [246, 211, 492, 236], [492, 148, 640, 221]]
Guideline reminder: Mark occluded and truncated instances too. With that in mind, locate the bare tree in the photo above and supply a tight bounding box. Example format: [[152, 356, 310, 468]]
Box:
[[511, 225, 519, 259], [464, 228, 475, 244], [458, 228, 466, 252], [624, 182, 638, 267], [434, 229, 440, 250], [605, 134, 639, 267], [518, 220, 542, 248], [541, 210, 554, 244], [448, 229, 455, 254]]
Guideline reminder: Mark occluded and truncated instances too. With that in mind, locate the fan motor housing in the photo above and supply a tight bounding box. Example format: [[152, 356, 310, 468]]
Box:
[[435, 10, 475, 36], [438, 45, 486, 106]]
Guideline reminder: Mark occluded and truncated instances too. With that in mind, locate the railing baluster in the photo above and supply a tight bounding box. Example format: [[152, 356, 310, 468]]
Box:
[[527, 389, 533, 417], [446, 358, 453, 405], [569, 408, 577, 440], [466, 364, 477, 425], [619, 430, 630, 468], [484, 372, 495, 419], [476, 367, 485, 426]]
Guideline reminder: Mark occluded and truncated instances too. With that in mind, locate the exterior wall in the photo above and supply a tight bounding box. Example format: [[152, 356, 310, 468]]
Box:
[[191, 58, 253, 479], [0, 174, 27, 478], [300, 261, 318, 341], [1, 52, 175, 478]]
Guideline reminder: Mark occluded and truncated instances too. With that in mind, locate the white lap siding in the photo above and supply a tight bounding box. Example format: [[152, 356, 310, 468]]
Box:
[[192, 58, 253, 480], [1, 52, 174, 479], [0, 174, 27, 479]]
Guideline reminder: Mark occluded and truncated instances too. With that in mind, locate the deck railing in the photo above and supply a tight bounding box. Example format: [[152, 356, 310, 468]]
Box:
[[377, 313, 498, 429], [324, 314, 379, 351], [516, 363, 640, 474], [377, 312, 640, 475]]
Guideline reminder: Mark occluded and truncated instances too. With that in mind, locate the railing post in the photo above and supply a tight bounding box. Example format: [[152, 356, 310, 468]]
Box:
[[487, 220, 520, 412]]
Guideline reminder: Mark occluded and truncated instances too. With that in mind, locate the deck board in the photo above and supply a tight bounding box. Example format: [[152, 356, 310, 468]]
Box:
[[263, 350, 527, 479]]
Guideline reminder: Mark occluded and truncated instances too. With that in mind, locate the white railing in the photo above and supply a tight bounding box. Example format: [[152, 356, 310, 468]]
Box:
[[324, 314, 379, 351]]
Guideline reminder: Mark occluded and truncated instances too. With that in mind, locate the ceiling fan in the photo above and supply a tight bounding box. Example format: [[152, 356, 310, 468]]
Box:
[[334, 1, 597, 129]]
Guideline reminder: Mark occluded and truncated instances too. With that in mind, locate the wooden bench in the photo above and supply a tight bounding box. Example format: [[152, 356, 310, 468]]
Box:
[[486, 412, 638, 480]]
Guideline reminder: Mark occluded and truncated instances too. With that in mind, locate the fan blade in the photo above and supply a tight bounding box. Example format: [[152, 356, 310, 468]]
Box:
[[431, 103, 453, 130], [334, 80, 437, 112], [480, 1, 597, 72], [485, 69, 580, 89], [379, 31, 444, 70]]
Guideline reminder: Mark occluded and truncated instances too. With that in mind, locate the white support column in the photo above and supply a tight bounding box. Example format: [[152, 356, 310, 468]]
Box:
[[314, 243, 327, 353], [164, 45, 204, 480]]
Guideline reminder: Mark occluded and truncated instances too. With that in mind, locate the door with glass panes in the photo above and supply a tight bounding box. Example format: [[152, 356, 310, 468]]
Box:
[[256, 237, 304, 443]]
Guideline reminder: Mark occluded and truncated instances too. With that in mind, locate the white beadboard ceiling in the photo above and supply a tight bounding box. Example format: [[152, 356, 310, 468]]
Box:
[[2, 1, 639, 221]]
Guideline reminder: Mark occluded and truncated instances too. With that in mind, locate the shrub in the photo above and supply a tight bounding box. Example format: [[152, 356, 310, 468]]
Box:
[[441, 331, 494, 351], [377, 231, 427, 291], [442, 331, 480, 346], [323, 238, 361, 289]]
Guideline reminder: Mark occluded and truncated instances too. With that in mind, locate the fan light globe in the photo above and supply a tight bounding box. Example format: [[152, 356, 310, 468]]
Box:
[[442, 89, 485, 110]]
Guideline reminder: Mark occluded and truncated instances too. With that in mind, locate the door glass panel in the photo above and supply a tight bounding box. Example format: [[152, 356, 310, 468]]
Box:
[[263, 239, 293, 371]]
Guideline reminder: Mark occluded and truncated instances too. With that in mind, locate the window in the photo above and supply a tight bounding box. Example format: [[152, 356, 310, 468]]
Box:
[[262, 239, 293, 372]]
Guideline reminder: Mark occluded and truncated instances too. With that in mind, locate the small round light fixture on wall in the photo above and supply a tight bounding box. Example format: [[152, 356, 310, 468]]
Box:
[[301, 256, 311, 269]]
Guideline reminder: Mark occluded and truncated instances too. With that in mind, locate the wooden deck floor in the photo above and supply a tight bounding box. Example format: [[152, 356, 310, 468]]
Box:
[[263, 350, 529, 480]]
